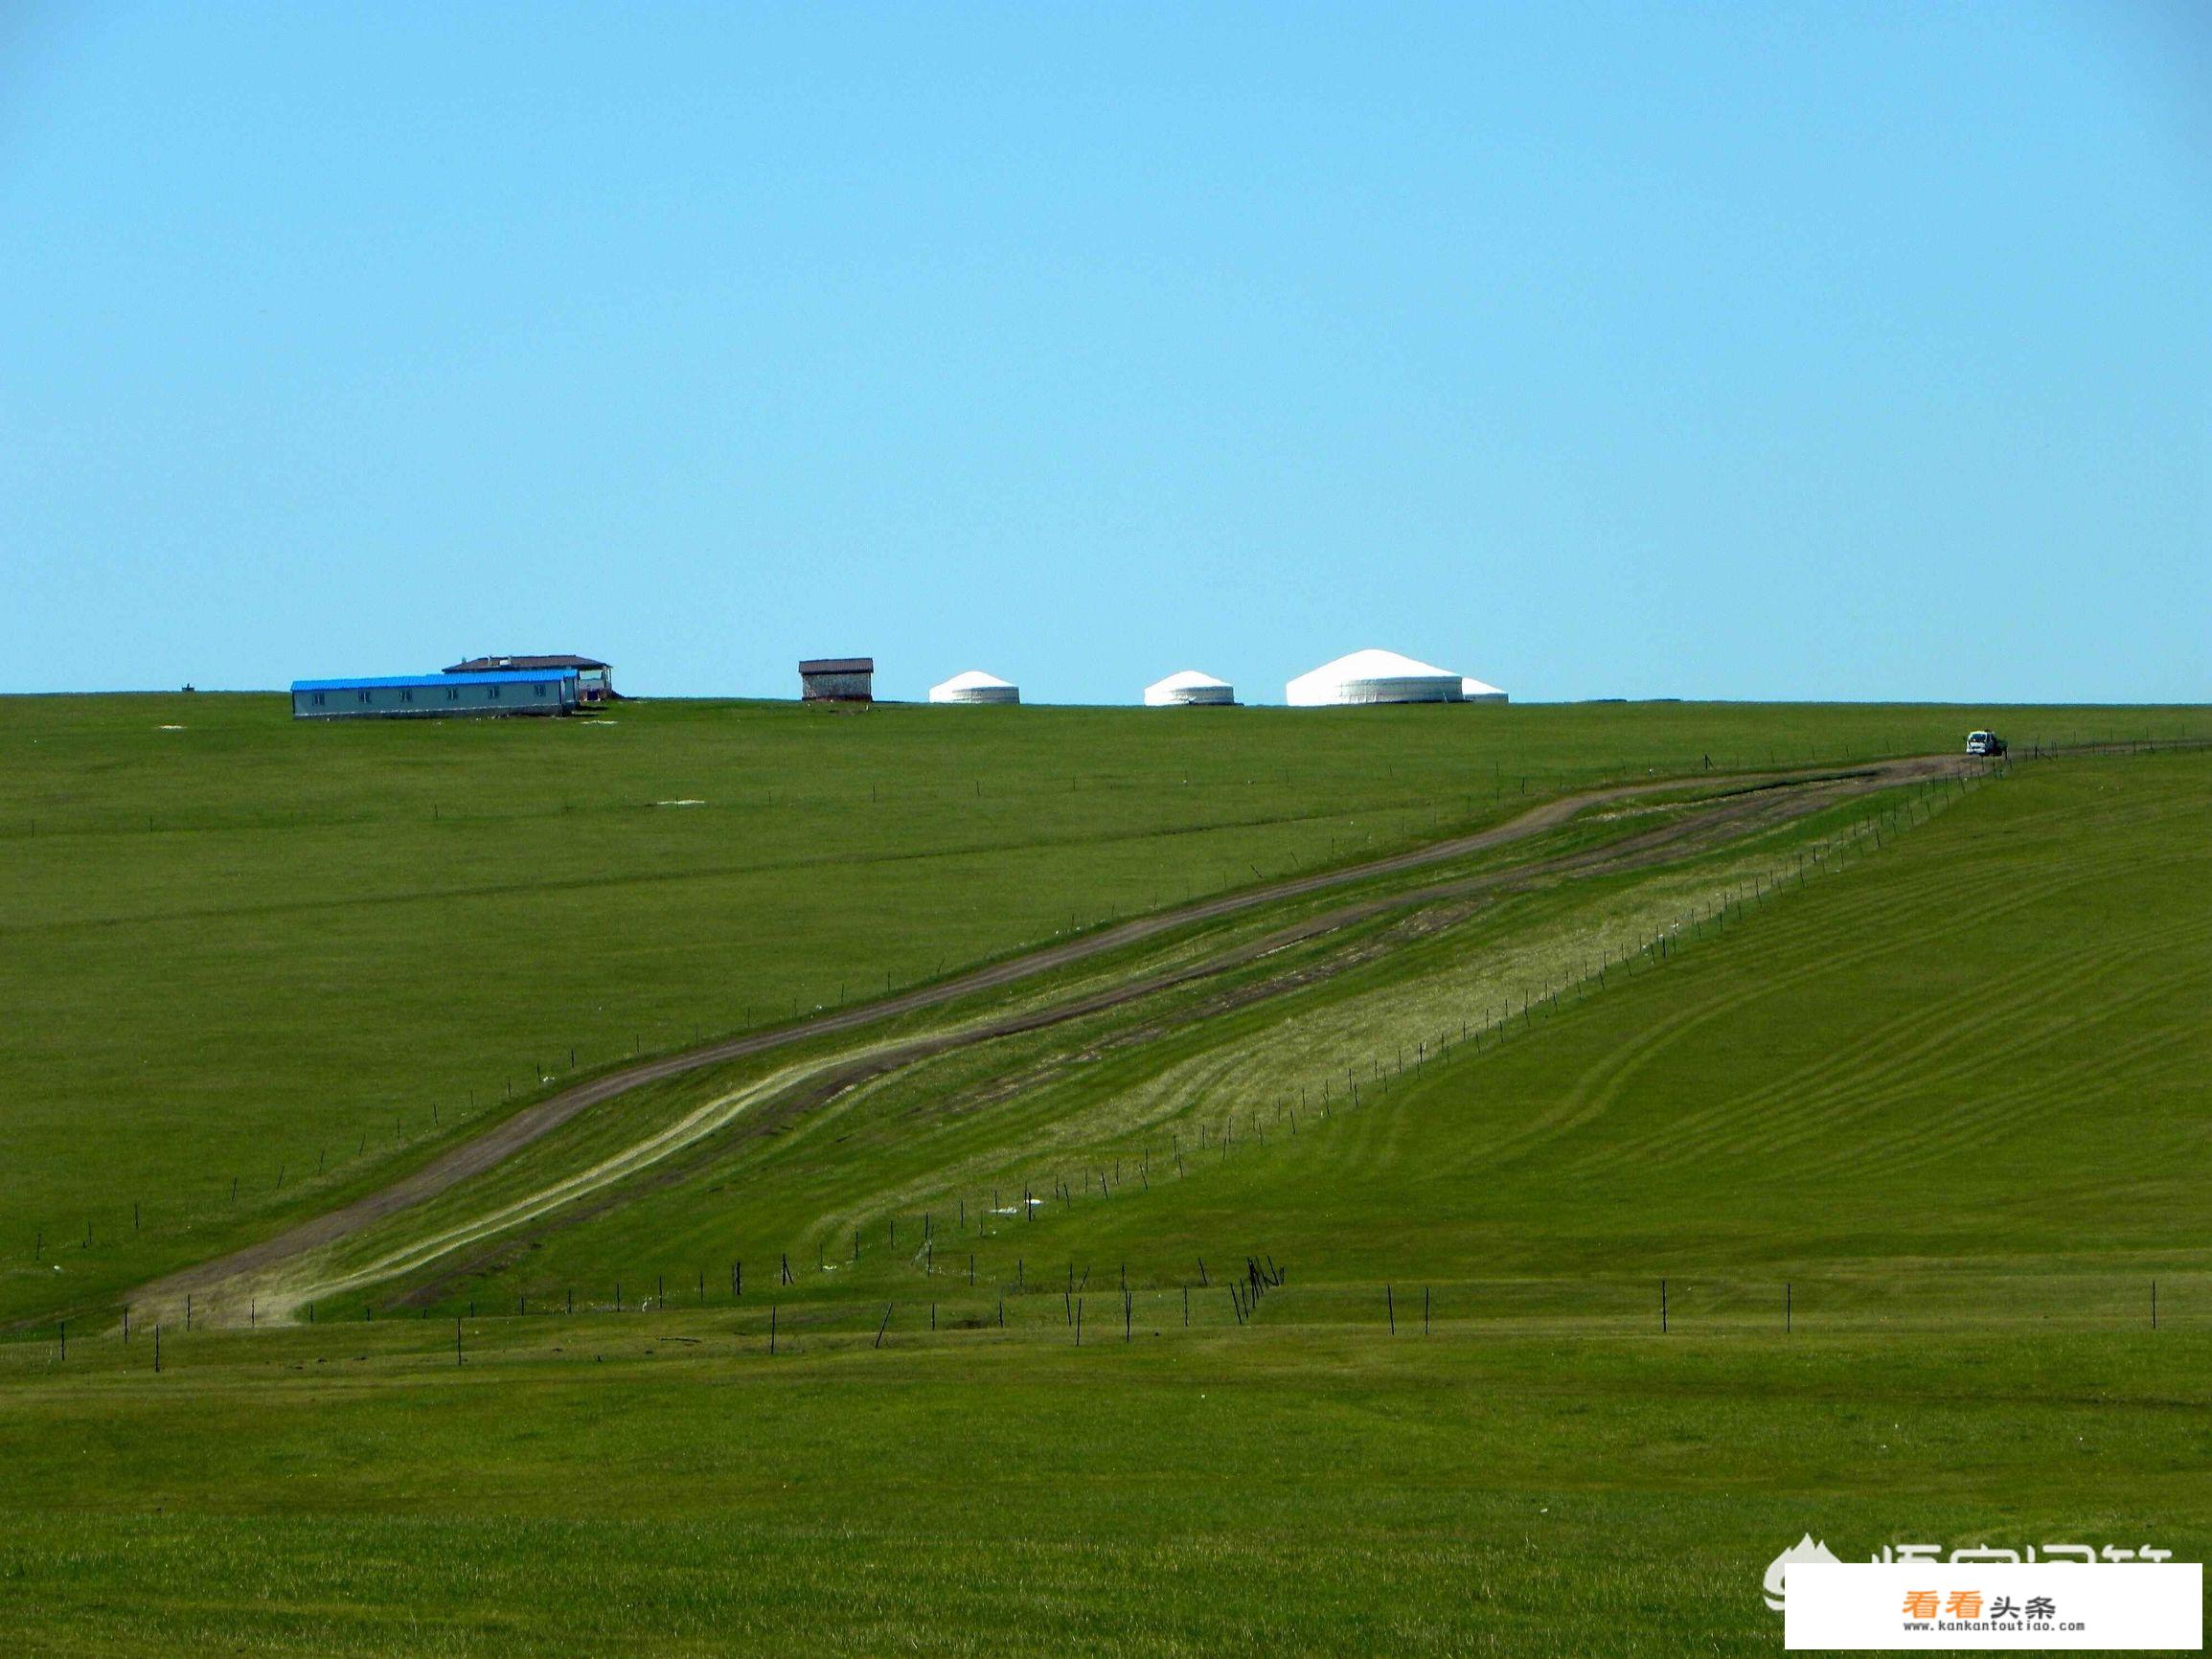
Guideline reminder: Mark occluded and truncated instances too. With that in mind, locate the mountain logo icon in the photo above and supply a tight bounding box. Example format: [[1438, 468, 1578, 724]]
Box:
[[1763, 1534, 1841, 1611]]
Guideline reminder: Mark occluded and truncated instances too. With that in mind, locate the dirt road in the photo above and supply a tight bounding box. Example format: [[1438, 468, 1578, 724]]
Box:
[[139, 754, 1971, 1312]]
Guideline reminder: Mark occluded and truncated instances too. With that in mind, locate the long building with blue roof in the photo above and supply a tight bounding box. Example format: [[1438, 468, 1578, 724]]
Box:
[[290, 669, 579, 720]]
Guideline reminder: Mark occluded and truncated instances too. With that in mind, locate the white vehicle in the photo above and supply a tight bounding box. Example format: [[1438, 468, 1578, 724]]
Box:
[[1966, 730, 2007, 758]]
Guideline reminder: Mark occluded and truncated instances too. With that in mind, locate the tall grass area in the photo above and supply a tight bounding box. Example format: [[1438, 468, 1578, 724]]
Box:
[[13, 692, 2193, 1328]]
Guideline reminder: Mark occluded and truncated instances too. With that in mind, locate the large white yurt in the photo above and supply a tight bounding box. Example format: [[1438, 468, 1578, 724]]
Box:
[[1143, 669, 1235, 707], [1285, 648, 1464, 707], [928, 670, 1020, 705], [1459, 675, 1509, 703]]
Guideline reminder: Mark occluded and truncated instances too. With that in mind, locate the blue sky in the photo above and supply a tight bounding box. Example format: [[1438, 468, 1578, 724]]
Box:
[[4, 3, 2206, 703]]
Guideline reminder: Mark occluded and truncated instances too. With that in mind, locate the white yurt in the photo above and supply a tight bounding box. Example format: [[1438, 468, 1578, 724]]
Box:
[[1459, 675, 1509, 703], [1143, 669, 1235, 707], [928, 670, 1020, 705], [1285, 648, 1464, 707]]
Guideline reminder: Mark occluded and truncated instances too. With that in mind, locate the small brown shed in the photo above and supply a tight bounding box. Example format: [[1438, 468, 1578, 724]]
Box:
[[799, 657, 875, 703]]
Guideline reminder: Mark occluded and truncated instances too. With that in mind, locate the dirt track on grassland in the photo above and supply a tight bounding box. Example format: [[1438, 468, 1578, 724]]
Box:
[[139, 754, 1973, 1311]]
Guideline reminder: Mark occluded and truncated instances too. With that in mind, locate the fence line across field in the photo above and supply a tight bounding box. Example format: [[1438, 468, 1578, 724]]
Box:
[[23, 1264, 2198, 1375]]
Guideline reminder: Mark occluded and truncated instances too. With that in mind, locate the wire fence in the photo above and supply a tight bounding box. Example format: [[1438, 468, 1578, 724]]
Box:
[[15, 1262, 2203, 1379]]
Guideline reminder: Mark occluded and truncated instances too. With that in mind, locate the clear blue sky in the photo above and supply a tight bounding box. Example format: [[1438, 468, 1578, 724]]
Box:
[[5, 3, 2206, 704]]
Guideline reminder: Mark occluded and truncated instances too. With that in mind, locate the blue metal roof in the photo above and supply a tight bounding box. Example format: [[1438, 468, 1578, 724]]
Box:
[[290, 670, 576, 693]]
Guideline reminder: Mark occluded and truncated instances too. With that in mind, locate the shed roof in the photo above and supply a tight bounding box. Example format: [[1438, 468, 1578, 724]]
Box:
[[292, 670, 576, 693], [445, 654, 608, 673], [799, 657, 875, 674]]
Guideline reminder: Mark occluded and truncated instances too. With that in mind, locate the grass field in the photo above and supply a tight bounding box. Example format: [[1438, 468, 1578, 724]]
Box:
[[9, 681, 2185, 1335], [3, 1323, 2205, 1657], [166, 750, 2201, 1351], [4, 698, 2208, 1655], [5, 693, 2204, 1331]]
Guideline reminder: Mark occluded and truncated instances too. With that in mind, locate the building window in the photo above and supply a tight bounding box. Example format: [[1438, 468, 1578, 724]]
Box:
[[446, 686, 460, 701], [488, 685, 501, 700], [400, 688, 414, 704], [309, 693, 325, 707], [358, 690, 373, 703], [533, 683, 547, 698]]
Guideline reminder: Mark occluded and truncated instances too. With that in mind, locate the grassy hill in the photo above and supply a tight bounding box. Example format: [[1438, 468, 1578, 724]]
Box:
[[0, 740, 2205, 1655], [237, 748, 2210, 1344], [13, 691, 2193, 1328]]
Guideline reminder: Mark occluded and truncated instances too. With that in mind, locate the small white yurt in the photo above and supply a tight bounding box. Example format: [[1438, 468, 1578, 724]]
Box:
[[1286, 648, 1464, 707], [928, 670, 1020, 705], [1459, 675, 1509, 704], [1143, 669, 1235, 707]]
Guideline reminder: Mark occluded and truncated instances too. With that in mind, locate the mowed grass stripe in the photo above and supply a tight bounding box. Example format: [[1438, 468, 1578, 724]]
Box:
[[1562, 823, 2205, 1175], [1731, 933, 2212, 1170], [1600, 906, 2212, 1174], [1818, 1015, 2203, 1186]]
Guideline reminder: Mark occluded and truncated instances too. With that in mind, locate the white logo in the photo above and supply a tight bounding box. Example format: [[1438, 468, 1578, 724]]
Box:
[[1764, 1534, 1841, 1610], [1765, 1535, 2177, 1615]]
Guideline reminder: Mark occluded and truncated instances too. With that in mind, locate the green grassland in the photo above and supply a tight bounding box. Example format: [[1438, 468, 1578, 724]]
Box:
[[2, 1324, 2205, 1657], [12, 692, 2194, 1329], [207, 750, 2206, 1350], [240, 767, 1950, 1328], [3, 698, 2209, 1655]]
